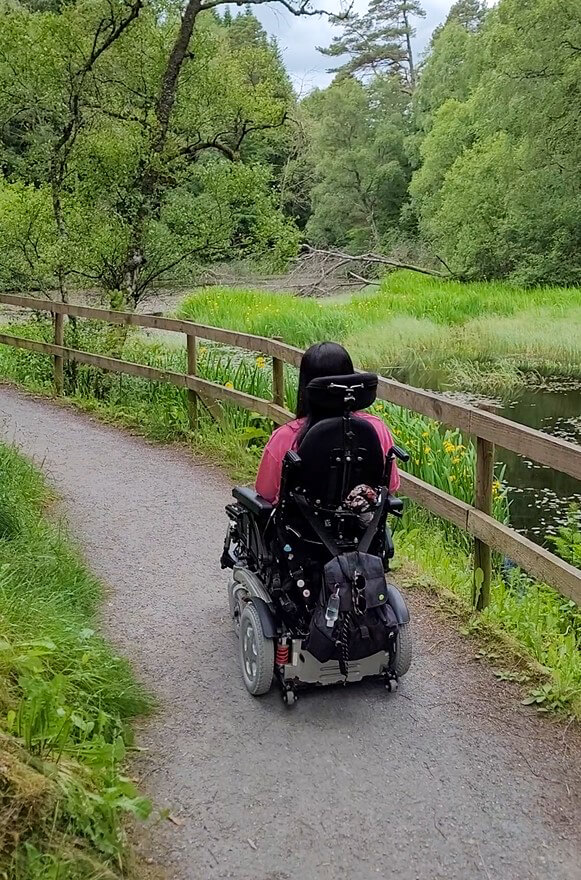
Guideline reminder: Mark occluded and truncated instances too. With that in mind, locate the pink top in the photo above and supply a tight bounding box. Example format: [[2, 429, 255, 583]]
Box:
[[256, 412, 400, 504]]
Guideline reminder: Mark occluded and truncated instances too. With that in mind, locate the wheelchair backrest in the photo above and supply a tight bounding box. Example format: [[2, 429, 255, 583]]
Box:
[[287, 372, 385, 507]]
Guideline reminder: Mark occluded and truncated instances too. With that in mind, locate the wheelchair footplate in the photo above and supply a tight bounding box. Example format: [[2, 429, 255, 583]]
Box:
[[275, 638, 396, 704]]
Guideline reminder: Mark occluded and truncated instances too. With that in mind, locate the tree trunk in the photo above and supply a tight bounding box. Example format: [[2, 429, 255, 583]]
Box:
[[155, 0, 203, 148], [122, 0, 203, 307], [403, 7, 415, 88]]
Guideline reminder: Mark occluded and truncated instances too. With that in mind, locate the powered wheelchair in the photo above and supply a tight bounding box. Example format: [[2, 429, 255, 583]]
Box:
[[221, 372, 412, 705]]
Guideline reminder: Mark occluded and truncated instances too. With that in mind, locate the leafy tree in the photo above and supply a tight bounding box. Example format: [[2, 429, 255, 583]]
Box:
[[305, 74, 413, 249], [0, 0, 315, 305], [0, 0, 145, 301], [430, 0, 486, 43], [411, 0, 581, 284], [320, 0, 425, 88], [413, 11, 484, 131]]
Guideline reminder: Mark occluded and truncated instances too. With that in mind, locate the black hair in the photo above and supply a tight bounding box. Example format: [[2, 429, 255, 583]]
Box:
[[296, 342, 354, 440]]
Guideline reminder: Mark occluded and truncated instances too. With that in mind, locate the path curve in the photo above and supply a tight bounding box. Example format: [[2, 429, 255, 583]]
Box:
[[1, 387, 580, 880]]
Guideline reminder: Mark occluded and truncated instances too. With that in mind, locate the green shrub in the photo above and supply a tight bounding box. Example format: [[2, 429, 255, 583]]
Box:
[[549, 507, 581, 569]]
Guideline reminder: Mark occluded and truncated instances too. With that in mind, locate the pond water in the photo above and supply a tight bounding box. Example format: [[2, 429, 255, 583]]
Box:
[[393, 370, 581, 547], [497, 382, 581, 543]]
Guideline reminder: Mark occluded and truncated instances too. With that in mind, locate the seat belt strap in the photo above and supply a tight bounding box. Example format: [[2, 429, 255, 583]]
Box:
[[358, 488, 388, 554], [294, 494, 341, 558]]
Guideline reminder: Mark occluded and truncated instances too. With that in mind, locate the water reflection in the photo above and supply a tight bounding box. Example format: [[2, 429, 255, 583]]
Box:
[[499, 383, 581, 542]]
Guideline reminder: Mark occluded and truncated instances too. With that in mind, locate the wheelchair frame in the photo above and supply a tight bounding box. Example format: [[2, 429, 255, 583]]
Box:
[[223, 444, 412, 705]]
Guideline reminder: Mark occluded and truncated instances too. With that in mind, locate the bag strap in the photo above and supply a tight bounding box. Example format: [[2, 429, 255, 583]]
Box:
[[294, 488, 387, 558], [294, 494, 341, 558], [357, 488, 388, 554]]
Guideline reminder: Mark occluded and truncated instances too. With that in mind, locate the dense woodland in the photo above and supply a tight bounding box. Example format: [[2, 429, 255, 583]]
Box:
[[0, 0, 580, 307]]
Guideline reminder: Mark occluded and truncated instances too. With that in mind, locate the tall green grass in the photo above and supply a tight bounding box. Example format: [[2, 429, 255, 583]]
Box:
[[0, 442, 150, 878], [178, 287, 354, 349], [399, 515, 581, 716], [178, 271, 581, 390]]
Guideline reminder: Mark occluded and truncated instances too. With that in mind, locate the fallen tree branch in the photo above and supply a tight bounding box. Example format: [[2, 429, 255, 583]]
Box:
[[303, 245, 451, 279], [348, 271, 380, 286]]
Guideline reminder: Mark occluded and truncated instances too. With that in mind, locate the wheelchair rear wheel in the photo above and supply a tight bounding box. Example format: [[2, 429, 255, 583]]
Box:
[[394, 622, 413, 677], [239, 602, 274, 696], [228, 581, 247, 639]]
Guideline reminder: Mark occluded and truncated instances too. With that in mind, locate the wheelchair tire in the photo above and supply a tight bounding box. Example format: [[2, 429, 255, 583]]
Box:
[[394, 622, 413, 677], [239, 602, 274, 696], [228, 581, 247, 639]]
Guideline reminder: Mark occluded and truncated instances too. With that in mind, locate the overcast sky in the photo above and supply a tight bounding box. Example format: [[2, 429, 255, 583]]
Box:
[[252, 0, 457, 94]]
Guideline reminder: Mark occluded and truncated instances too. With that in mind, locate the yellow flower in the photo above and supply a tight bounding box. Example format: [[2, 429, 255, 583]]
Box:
[[225, 381, 234, 390], [450, 475, 456, 482], [424, 446, 431, 454], [452, 456, 461, 464], [256, 356, 266, 368], [422, 431, 430, 438]]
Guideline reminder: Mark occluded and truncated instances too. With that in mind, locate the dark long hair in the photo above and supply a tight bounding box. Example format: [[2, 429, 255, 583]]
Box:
[[296, 342, 354, 439]]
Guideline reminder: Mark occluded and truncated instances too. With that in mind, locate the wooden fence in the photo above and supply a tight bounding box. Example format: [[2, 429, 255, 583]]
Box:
[[1, 292, 580, 609]]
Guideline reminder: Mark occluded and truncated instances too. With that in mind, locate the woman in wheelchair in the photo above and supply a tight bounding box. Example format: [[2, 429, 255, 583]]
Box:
[[256, 342, 400, 504], [224, 341, 412, 702]]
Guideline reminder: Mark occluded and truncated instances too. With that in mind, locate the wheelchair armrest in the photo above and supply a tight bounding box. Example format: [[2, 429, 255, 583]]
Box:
[[388, 445, 410, 464], [233, 487, 274, 517], [387, 494, 404, 517]]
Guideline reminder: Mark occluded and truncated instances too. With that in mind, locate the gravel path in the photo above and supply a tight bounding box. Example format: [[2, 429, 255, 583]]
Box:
[[1, 387, 580, 880]]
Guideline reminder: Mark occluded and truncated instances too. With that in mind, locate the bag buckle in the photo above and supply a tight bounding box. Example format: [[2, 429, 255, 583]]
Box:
[[352, 569, 367, 616]]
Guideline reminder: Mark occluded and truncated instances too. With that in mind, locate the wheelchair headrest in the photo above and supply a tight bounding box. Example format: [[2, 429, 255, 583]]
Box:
[[306, 372, 378, 415]]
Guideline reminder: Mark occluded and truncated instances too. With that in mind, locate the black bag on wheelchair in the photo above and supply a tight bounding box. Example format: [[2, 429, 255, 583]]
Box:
[[305, 551, 398, 668]]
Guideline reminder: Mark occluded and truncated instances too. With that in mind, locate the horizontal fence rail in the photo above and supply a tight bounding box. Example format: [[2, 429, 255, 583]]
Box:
[[0, 292, 580, 606]]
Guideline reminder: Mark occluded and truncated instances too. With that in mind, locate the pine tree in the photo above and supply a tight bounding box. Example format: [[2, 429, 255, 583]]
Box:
[[319, 0, 426, 88], [446, 0, 486, 32], [228, 9, 269, 48], [430, 0, 486, 43]]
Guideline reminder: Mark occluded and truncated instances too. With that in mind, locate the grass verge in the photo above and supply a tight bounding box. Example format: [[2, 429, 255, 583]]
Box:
[[0, 317, 579, 718], [0, 441, 151, 879]]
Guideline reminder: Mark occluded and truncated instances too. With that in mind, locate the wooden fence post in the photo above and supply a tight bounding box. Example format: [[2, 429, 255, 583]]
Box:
[[186, 334, 198, 431], [272, 337, 284, 409], [53, 311, 64, 396], [473, 435, 495, 609]]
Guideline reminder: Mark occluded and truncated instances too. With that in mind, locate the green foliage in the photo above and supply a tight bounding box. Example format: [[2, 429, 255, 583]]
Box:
[[0, 182, 57, 293], [2, 0, 581, 290], [548, 507, 581, 569], [411, 0, 581, 285], [0, 1, 299, 300], [413, 14, 484, 131], [178, 271, 581, 389], [0, 442, 150, 876], [304, 76, 414, 250], [399, 521, 581, 717], [179, 286, 354, 348]]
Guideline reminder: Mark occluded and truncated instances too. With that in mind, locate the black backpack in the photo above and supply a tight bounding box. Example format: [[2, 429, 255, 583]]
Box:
[[305, 551, 398, 676]]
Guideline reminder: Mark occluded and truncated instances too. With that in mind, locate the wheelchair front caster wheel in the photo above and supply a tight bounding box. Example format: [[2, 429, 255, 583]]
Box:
[[282, 688, 297, 707]]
